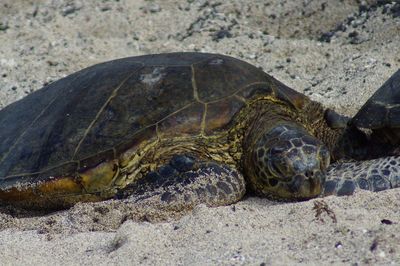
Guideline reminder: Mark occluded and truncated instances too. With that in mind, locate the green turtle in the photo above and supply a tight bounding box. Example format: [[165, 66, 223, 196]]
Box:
[[0, 53, 398, 210]]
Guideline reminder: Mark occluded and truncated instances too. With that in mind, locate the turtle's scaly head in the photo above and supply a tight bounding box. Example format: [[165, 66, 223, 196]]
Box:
[[247, 124, 330, 200]]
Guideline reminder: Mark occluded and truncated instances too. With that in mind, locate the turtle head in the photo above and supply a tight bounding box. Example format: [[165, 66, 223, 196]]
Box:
[[247, 124, 330, 200]]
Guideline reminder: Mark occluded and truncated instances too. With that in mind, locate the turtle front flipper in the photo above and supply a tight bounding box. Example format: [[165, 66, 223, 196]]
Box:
[[116, 155, 246, 209], [323, 156, 400, 196]]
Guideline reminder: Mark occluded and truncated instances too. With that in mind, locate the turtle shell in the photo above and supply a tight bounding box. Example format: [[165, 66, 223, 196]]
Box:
[[0, 52, 307, 196], [351, 69, 400, 143]]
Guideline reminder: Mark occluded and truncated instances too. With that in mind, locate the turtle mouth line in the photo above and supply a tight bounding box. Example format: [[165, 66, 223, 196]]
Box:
[[290, 172, 323, 198], [257, 174, 323, 201], [265, 160, 324, 198]]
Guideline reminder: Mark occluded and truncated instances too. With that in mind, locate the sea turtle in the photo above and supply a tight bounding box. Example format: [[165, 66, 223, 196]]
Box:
[[0, 53, 398, 210]]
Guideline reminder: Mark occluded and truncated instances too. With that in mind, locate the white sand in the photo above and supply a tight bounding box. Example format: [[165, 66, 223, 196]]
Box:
[[0, 0, 399, 265]]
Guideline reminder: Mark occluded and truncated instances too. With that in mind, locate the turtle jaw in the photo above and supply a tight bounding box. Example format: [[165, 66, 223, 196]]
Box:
[[257, 164, 326, 201], [286, 170, 325, 200]]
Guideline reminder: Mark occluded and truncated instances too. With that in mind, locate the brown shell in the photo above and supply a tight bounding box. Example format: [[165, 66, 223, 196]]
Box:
[[0, 52, 307, 190]]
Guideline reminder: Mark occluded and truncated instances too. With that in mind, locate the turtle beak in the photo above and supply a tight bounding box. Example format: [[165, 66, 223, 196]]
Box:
[[290, 170, 324, 199]]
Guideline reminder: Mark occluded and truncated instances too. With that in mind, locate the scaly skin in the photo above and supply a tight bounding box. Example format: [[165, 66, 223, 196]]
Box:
[[324, 155, 400, 196]]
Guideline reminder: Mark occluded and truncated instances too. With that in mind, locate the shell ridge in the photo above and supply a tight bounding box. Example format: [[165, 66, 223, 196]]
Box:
[[72, 70, 140, 159], [76, 100, 197, 165], [204, 81, 271, 105], [191, 65, 204, 103]]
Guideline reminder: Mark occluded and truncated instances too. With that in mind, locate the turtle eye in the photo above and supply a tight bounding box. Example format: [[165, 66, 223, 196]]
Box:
[[268, 158, 285, 177], [269, 146, 285, 156]]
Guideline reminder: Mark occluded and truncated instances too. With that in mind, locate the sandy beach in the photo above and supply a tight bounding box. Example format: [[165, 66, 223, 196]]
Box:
[[0, 0, 399, 265]]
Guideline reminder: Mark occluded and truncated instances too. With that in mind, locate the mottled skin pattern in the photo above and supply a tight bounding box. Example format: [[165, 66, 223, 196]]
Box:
[[0, 53, 398, 211], [325, 156, 400, 196]]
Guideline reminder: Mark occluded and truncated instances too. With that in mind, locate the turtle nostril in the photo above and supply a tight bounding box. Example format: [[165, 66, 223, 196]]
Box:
[[305, 170, 313, 178]]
